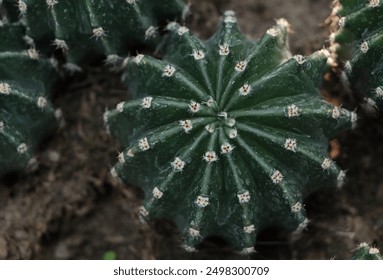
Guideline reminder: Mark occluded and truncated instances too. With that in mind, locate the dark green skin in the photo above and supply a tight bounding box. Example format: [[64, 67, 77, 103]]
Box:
[[106, 12, 354, 253], [1, 0, 185, 65], [333, 0, 383, 111], [352, 243, 382, 260], [0, 23, 58, 175]]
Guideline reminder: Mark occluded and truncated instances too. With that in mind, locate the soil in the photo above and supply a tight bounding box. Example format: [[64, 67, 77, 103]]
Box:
[[1, 0, 382, 260]]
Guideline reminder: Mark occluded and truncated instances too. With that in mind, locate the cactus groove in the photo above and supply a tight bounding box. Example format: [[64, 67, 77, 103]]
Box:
[[0, 22, 59, 175], [331, 0, 383, 111], [105, 11, 355, 253], [1, 0, 185, 68]]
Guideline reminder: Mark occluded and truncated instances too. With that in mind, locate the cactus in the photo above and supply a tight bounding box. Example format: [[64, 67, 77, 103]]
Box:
[[0, 22, 59, 175], [1, 0, 185, 69], [352, 243, 382, 260], [104, 11, 356, 253], [331, 0, 383, 111]]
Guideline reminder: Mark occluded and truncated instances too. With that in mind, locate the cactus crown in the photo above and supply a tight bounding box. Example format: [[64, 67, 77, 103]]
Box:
[[0, 22, 59, 175], [332, 0, 383, 111], [1, 0, 185, 68], [352, 243, 382, 260], [105, 11, 355, 253]]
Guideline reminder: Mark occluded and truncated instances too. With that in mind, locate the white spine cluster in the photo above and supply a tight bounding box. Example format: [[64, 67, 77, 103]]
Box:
[[17, 143, 28, 154], [177, 26, 189, 36], [0, 83, 10, 95], [271, 170, 284, 184], [189, 100, 201, 113], [144, 26, 158, 40], [152, 187, 163, 199], [360, 41, 369, 54], [243, 224, 255, 234], [192, 50, 205, 60], [46, 0, 59, 8], [138, 137, 150, 151], [221, 143, 234, 154], [171, 157, 186, 171], [239, 84, 251, 96], [53, 39, 69, 51], [237, 191, 250, 203], [92, 27, 107, 38], [179, 120, 193, 133], [116, 102, 125, 112], [284, 138, 297, 152], [195, 195, 209, 207], [219, 44, 230, 56], [291, 202, 302, 213], [163, 65, 176, 77], [188, 228, 200, 237], [229, 128, 238, 139], [286, 104, 300, 118], [294, 55, 306, 65], [37, 97, 47, 109], [235, 60, 247, 72], [141, 97, 153, 109], [321, 158, 333, 170], [203, 151, 218, 163]]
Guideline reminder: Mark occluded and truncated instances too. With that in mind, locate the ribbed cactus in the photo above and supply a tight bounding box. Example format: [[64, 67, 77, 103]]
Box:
[[1, 0, 185, 69], [104, 11, 356, 253], [352, 243, 382, 260], [0, 22, 59, 175], [331, 0, 383, 111]]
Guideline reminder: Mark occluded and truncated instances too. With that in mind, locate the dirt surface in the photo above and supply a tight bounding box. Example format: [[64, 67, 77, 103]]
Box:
[[1, 0, 382, 260]]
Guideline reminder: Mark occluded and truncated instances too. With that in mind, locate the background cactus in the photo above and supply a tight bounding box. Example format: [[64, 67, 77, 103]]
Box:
[[331, 0, 383, 111], [105, 11, 356, 253], [352, 243, 382, 260], [1, 0, 186, 69], [0, 22, 59, 175]]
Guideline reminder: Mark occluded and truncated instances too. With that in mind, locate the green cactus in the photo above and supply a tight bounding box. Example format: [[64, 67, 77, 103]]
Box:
[[352, 243, 382, 260], [104, 11, 355, 253], [331, 0, 383, 111], [0, 22, 59, 175], [1, 0, 185, 69]]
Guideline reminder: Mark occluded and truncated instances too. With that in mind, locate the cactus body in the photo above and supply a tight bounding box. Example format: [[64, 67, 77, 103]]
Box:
[[1, 0, 185, 67], [331, 0, 383, 111], [0, 23, 58, 175], [105, 12, 355, 253], [352, 243, 382, 260]]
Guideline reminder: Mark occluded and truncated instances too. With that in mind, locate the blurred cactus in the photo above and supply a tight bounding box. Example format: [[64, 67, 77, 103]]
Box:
[[352, 243, 382, 260]]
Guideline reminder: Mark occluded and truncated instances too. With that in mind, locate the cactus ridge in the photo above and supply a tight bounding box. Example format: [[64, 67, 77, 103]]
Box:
[[0, 22, 59, 175], [352, 242, 382, 260], [332, 0, 383, 111], [1, 0, 185, 67], [105, 11, 355, 253]]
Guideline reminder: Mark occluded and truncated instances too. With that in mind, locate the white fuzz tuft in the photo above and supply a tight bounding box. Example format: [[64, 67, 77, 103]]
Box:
[[369, 0, 380, 8], [179, 120, 193, 133], [139, 206, 149, 217], [351, 112, 358, 128], [0, 83, 11, 95], [369, 247, 380, 255], [118, 152, 125, 164], [192, 49, 205, 60], [291, 202, 302, 213], [138, 137, 150, 151], [360, 41, 369, 54], [177, 26, 189, 36], [243, 224, 255, 234], [126, 149, 135, 158], [266, 27, 279, 37], [46, 0, 59, 8], [376, 87, 383, 98], [27, 48, 39, 60], [205, 124, 214, 133], [23, 35, 34, 46], [205, 97, 216, 107], [338, 17, 346, 28], [17, 143, 28, 154], [219, 44, 230, 56], [182, 244, 197, 252], [221, 143, 234, 154], [188, 228, 201, 237], [224, 10, 237, 23], [271, 170, 284, 184], [116, 102, 124, 112], [53, 39, 69, 51], [203, 151, 218, 163], [152, 187, 163, 199], [321, 158, 333, 170], [332, 106, 341, 119], [337, 170, 346, 188], [239, 84, 251, 96], [132, 54, 144, 64], [286, 104, 300, 118], [235, 60, 247, 72], [92, 27, 106, 38], [141, 97, 153, 109], [229, 128, 238, 139], [294, 55, 306, 65], [284, 138, 297, 152], [344, 61, 352, 73], [163, 65, 176, 77], [240, 247, 255, 254], [189, 100, 201, 113], [144, 26, 158, 40], [195, 195, 209, 207], [0, 121, 5, 133], [18, 0, 27, 14], [63, 63, 82, 73], [37, 96, 47, 109], [171, 157, 186, 171], [226, 118, 236, 127], [237, 191, 250, 203]]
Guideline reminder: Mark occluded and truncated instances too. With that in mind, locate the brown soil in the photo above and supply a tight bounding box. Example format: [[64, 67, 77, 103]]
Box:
[[1, 0, 382, 260]]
